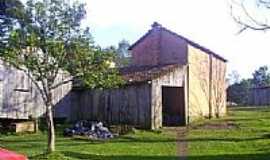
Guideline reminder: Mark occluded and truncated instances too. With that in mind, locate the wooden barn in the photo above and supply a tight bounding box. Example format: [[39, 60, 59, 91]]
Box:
[[59, 22, 227, 129], [248, 86, 270, 106], [0, 61, 72, 121], [0, 22, 227, 130]]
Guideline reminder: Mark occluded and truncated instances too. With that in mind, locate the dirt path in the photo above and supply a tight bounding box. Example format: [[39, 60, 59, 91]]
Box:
[[163, 127, 188, 159], [176, 127, 188, 160]]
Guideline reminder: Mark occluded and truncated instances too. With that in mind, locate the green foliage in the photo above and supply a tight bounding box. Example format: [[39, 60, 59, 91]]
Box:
[[115, 56, 131, 68], [0, 0, 26, 51], [0, 0, 123, 152], [116, 39, 131, 67], [228, 70, 240, 84], [227, 66, 270, 105], [252, 65, 270, 87], [227, 79, 252, 105], [104, 39, 131, 68], [1, 0, 123, 96]]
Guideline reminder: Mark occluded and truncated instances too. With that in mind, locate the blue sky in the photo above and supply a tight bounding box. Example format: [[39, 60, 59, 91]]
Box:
[[20, 0, 270, 79], [82, 0, 270, 79]]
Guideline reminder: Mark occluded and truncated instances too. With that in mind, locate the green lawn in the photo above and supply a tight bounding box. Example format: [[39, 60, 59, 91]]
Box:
[[188, 107, 270, 160], [0, 126, 178, 160], [1, 107, 270, 159]]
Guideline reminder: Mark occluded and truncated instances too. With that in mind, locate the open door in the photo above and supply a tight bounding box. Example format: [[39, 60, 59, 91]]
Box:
[[162, 86, 185, 126]]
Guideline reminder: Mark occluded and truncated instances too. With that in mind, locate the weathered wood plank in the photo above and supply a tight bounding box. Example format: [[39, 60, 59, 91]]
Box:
[[0, 63, 72, 120]]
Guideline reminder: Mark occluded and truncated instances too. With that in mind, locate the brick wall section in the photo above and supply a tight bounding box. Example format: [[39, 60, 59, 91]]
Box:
[[131, 28, 161, 66], [131, 28, 187, 66], [160, 30, 187, 65]]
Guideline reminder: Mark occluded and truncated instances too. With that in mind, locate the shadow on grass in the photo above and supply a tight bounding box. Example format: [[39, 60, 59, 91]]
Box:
[[60, 151, 270, 160], [62, 152, 178, 160], [60, 133, 270, 144], [229, 106, 270, 112], [2, 133, 270, 148]]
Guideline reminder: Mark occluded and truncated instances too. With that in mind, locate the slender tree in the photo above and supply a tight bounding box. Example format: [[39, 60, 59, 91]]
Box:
[[0, 0, 122, 153]]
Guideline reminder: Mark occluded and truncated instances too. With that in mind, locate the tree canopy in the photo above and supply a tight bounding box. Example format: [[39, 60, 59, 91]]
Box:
[[252, 65, 270, 87], [0, 0, 123, 153], [227, 78, 252, 105], [227, 65, 270, 105], [104, 40, 131, 68], [0, 0, 26, 50]]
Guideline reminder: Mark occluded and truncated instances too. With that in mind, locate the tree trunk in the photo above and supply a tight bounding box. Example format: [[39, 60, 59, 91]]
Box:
[[46, 92, 55, 153]]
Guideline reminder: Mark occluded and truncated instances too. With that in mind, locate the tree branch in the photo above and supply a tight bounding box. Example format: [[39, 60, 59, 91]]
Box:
[[50, 76, 73, 90], [231, 0, 270, 32]]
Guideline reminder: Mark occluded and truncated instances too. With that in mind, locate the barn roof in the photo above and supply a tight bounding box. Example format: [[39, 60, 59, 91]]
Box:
[[120, 64, 183, 83], [129, 22, 227, 62]]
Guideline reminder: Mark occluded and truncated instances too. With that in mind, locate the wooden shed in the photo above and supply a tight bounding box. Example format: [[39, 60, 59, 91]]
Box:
[[61, 64, 186, 129], [248, 86, 270, 106]]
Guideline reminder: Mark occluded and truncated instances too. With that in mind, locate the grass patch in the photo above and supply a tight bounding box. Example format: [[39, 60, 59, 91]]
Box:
[[188, 106, 270, 160], [0, 126, 178, 160], [1, 106, 270, 159]]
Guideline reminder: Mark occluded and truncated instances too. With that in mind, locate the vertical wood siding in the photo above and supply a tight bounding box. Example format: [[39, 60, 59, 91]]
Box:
[[188, 45, 227, 121], [248, 87, 270, 105], [0, 62, 72, 119], [210, 56, 227, 117], [67, 83, 152, 129], [151, 67, 186, 129], [188, 45, 211, 119]]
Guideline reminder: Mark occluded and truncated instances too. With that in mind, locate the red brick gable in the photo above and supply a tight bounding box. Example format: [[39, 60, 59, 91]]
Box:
[[130, 26, 161, 66], [129, 22, 227, 67]]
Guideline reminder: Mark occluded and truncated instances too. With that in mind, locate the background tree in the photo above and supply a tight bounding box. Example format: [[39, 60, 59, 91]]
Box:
[[227, 66, 270, 105], [227, 78, 252, 105], [117, 40, 131, 58], [104, 40, 131, 68], [228, 70, 241, 84], [229, 1, 270, 104], [231, 0, 270, 33], [116, 39, 131, 67], [251, 65, 270, 87], [0, 0, 26, 50], [1, 0, 122, 153]]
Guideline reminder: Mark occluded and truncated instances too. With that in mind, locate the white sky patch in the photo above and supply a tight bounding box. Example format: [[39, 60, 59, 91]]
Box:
[[68, 0, 270, 78]]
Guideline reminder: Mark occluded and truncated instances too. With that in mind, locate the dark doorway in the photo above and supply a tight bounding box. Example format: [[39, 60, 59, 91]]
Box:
[[162, 86, 185, 126]]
